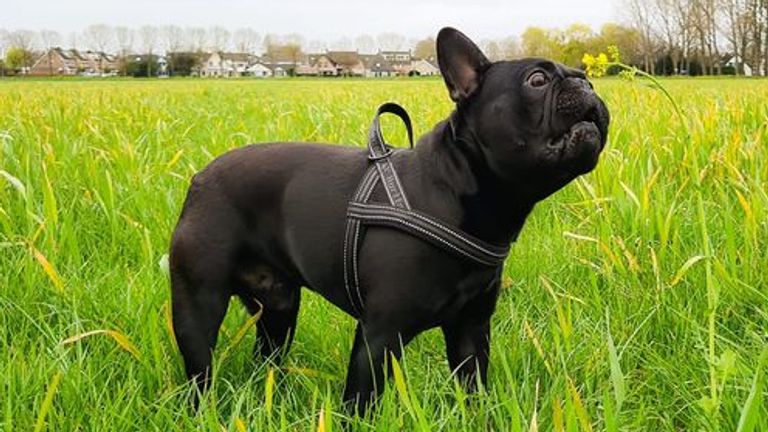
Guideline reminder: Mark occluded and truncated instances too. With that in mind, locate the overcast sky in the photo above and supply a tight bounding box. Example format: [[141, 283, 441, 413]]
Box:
[[2, 0, 620, 42]]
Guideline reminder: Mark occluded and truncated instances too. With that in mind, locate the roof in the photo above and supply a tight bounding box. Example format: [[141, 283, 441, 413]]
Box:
[[326, 51, 362, 67], [359, 54, 395, 72], [261, 45, 306, 63], [218, 52, 253, 62]]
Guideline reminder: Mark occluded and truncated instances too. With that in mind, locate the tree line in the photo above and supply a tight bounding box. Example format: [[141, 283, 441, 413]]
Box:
[[2, 1, 768, 77]]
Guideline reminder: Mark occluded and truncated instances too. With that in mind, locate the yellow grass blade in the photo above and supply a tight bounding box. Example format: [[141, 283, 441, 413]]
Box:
[[29, 245, 64, 293], [234, 418, 247, 432], [669, 255, 706, 286], [226, 302, 263, 353], [562, 231, 598, 243], [164, 301, 176, 346], [552, 397, 564, 432], [390, 354, 413, 412], [567, 377, 593, 432], [524, 320, 552, 375], [166, 149, 184, 170], [734, 190, 754, 223], [316, 408, 326, 432], [265, 367, 275, 416], [60, 329, 142, 360], [34, 371, 63, 432]]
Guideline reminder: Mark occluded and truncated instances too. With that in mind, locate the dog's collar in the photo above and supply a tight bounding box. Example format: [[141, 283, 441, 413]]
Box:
[[343, 103, 511, 317]]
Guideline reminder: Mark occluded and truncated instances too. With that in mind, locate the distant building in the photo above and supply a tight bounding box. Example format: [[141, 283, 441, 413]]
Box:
[[409, 58, 440, 76], [248, 62, 273, 78], [380, 50, 413, 75], [29, 48, 119, 76], [360, 54, 396, 77], [201, 52, 255, 77]]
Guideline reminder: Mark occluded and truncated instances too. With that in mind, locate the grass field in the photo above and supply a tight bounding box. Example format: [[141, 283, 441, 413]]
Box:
[[1, 76, 766, 431]]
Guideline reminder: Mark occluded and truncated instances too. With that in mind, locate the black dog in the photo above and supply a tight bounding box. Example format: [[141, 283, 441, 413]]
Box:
[[170, 27, 609, 413]]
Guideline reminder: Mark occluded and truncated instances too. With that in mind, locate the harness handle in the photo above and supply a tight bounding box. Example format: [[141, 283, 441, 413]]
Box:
[[367, 103, 414, 161]]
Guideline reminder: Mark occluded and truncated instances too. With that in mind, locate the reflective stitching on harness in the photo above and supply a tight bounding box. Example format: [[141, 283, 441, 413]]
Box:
[[348, 206, 506, 266], [349, 203, 508, 259], [343, 103, 510, 319]]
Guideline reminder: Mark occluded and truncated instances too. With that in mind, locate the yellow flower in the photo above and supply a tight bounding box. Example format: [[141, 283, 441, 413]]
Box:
[[582, 52, 608, 78]]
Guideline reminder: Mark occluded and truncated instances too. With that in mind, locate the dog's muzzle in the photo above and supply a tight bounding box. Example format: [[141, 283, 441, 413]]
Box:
[[546, 77, 609, 174]]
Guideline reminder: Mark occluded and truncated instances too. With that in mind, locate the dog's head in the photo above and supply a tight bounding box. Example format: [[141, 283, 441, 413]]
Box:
[[437, 27, 610, 200]]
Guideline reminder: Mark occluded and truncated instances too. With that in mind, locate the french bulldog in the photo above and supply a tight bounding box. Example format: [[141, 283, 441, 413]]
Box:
[[169, 27, 609, 413]]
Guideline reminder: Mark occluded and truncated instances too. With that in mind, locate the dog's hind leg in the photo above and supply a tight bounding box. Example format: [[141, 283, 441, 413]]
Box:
[[237, 263, 301, 362]]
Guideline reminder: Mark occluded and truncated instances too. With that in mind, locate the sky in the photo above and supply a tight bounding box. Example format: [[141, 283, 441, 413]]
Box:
[[2, 0, 619, 43]]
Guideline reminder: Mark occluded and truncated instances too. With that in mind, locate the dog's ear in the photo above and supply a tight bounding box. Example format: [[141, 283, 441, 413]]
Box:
[[436, 27, 491, 102]]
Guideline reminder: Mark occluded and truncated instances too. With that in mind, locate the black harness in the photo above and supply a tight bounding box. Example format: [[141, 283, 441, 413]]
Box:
[[343, 103, 511, 315]]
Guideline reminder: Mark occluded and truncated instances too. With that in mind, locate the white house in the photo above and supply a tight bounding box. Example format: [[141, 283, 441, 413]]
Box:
[[201, 52, 254, 77], [724, 55, 753, 76], [248, 63, 272, 78], [410, 58, 440, 76]]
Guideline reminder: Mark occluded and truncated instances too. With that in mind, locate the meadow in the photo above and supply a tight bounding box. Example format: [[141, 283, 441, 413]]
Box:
[[0, 76, 766, 431]]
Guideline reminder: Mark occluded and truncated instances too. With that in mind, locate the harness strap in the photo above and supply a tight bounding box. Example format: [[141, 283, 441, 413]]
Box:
[[343, 103, 510, 317], [368, 103, 413, 210]]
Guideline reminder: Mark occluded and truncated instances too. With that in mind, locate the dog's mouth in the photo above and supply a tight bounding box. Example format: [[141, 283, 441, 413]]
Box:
[[543, 101, 606, 175]]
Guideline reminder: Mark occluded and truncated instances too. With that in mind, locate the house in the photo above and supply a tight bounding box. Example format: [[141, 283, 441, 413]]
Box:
[[302, 51, 366, 77], [294, 62, 318, 76], [248, 62, 273, 78], [326, 51, 366, 76], [724, 55, 753, 76], [380, 50, 413, 75], [260, 46, 306, 76], [306, 53, 338, 76], [409, 58, 440, 76], [29, 48, 119, 76], [360, 54, 396, 77], [201, 52, 255, 77]]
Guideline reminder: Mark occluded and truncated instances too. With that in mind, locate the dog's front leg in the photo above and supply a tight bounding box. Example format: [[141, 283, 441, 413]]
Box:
[[342, 322, 414, 416], [441, 283, 500, 392], [442, 319, 491, 392]]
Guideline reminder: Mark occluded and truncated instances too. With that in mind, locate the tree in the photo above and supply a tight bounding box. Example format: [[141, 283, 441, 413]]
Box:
[[499, 36, 520, 60], [354, 34, 376, 54], [162, 25, 185, 53], [521, 27, 563, 60], [598, 23, 642, 68], [186, 27, 207, 52], [38, 30, 61, 75], [5, 30, 36, 73], [139, 25, 158, 77], [6, 47, 34, 73], [208, 26, 230, 52], [115, 27, 134, 76], [561, 23, 595, 66], [168, 52, 203, 76], [126, 55, 159, 77], [85, 24, 113, 73], [377, 32, 405, 51], [0, 29, 7, 77], [624, 0, 659, 73], [85, 24, 113, 52], [413, 37, 436, 60], [233, 28, 261, 53], [720, 0, 751, 75], [162, 25, 185, 75], [331, 36, 354, 51]]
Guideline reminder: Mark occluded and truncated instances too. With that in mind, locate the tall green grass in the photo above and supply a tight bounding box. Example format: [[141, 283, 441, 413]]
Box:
[[1, 77, 766, 430]]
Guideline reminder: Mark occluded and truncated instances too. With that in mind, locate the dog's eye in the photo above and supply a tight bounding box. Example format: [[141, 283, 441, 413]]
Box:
[[527, 71, 549, 88]]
